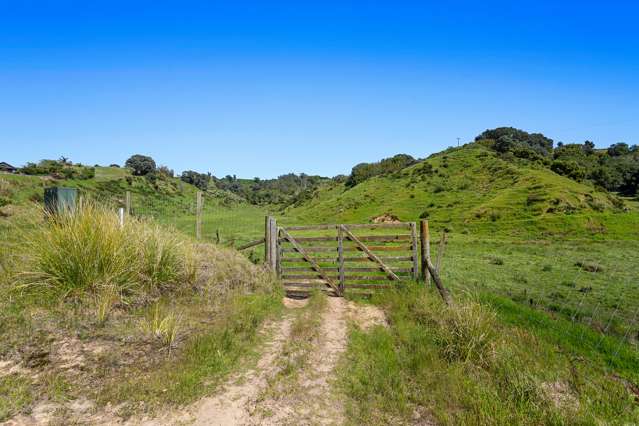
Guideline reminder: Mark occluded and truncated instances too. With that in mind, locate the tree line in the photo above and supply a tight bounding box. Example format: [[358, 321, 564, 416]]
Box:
[[475, 127, 639, 196]]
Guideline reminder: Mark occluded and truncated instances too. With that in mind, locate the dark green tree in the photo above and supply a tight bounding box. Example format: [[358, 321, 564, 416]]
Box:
[[125, 155, 156, 176]]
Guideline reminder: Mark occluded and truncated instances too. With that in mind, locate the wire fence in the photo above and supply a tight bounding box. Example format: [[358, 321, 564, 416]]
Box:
[[431, 223, 639, 363]]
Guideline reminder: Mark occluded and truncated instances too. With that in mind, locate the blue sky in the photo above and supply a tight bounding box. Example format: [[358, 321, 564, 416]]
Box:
[[1, 1, 638, 178]]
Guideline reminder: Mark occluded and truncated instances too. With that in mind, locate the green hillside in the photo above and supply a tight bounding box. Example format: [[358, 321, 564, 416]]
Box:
[[0, 166, 270, 245], [285, 144, 639, 238]]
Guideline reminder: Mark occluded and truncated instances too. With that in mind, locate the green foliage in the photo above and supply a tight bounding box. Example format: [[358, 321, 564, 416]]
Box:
[[551, 159, 586, 181], [181, 170, 211, 191], [476, 127, 554, 157], [475, 128, 639, 196], [345, 154, 417, 187], [215, 173, 329, 205], [125, 154, 156, 176]]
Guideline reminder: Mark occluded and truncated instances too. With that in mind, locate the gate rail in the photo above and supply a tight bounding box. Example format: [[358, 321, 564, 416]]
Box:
[[265, 219, 423, 295]]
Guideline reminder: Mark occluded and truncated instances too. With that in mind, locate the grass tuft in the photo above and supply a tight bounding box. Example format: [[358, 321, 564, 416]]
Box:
[[17, 200, 195, 303]]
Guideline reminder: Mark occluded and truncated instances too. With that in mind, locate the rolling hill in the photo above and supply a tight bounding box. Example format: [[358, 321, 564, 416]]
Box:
[[284, 143, 639, 238]]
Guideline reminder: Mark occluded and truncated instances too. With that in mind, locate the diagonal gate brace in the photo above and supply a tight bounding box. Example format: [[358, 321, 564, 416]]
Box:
[[341, 225, 400, 281], [279, 227, 342, 296]]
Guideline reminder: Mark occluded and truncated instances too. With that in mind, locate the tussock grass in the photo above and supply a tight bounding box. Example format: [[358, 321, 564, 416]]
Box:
[[142, 304, 182, 351], [16, 201, 196, 302], [434, 300, 496, 366]]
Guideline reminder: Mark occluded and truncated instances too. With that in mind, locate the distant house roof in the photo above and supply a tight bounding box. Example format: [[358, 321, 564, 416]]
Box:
[[0, 162, 17, 171]]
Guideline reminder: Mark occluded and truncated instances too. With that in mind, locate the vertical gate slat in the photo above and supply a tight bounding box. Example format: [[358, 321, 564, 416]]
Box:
[[276, 227, 282, 278], [410, 222, 419, 280]]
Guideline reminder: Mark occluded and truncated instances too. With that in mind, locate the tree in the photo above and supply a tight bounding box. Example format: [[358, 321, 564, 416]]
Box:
[[125, 155, 156, 176], [475, 127, 554, 156], [607, 143, 630, 157], [181, 170, 209, 190], [582, 140, 595, 155]]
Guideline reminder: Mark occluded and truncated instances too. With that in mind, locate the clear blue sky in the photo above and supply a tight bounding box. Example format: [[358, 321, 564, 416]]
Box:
[[1, 1, 638, 178]]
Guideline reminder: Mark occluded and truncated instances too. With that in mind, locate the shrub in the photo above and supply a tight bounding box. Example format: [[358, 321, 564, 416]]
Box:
[[181, 170, 210, 190]]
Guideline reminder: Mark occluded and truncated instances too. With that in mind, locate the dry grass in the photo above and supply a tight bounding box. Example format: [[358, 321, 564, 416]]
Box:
[[13, 200, 196, 303]]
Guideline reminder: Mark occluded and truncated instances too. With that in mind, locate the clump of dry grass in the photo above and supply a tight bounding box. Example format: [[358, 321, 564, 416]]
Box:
[[142, 303, 181, 351], [435, 300, 497, 366], [17, 200, 197, 303]]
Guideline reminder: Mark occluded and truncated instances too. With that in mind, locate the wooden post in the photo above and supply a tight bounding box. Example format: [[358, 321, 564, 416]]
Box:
[[195, 191, 203, 240], [266, 216, 277, 271], [216, 229, 221, 244], [338, 225, 345, 293], [125, 191, 131, 216], [419, 220, 431, 284], [410, 222, 419, 281], [426, 257, 453, 306], [264, 216, 271, 266], [276, 227, 282, 278], [118, 207, 124, 228]]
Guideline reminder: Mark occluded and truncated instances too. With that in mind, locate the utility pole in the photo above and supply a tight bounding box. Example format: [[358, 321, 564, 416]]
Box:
[[457, 137, 460, 147]]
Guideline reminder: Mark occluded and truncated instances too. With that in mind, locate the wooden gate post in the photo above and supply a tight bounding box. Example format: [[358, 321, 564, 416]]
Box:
[[419, 220, 431, 284], [264, 216, 278, 272], [338, 225, 345, 293], [264, 216, 271, 266], [195, 191, 203, 240]]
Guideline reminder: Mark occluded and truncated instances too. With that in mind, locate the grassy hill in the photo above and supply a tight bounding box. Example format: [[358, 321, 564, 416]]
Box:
[[0, 166, 272, 246], [285, 144, 639, 239]]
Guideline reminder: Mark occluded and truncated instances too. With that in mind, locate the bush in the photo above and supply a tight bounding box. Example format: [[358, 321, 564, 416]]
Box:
[[125, 155, 156, 176], [181, 170, 210, 190]]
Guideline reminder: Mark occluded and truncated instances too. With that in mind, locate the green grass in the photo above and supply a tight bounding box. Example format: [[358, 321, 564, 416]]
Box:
[[0, 375, 34, 422], [437, 234, 639, 341], [97, 291, 283, 410], [339, 284, 639, 425]]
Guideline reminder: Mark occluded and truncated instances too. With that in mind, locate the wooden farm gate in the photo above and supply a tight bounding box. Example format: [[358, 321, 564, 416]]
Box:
[[270, 221, 420, 296]]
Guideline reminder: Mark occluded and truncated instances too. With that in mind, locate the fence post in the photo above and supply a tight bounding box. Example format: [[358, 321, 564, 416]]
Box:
[[118, 207, 125, 228], [125, 191, 131, 216], [195, 191, 203, 240], [338, 225, 345, 293], [410, 222, 419, 281], [419, 219, 431, 284], [266, 216, 278, 271], [276, 227, 282, 278], [265, 216, 271, 266]]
